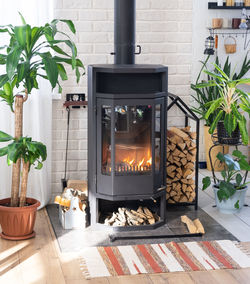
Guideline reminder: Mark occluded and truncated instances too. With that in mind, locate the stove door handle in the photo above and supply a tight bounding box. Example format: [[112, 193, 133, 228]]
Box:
[[157, 185, 166, 191]]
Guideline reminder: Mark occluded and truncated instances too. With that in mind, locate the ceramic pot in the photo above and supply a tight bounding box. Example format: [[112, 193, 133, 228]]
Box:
[[204, 126, 229, 171], [213, 185, 247, 214], [232, 18, 241, 29], [0, 197, 40, 240]]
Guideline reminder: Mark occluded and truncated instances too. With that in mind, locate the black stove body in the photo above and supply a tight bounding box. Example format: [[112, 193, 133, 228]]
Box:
[[88, 0, 168, 230]]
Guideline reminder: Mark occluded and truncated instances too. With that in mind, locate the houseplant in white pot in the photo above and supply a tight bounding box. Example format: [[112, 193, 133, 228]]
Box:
[[0, 14, 84, 240], [202, 150, 250, 213]]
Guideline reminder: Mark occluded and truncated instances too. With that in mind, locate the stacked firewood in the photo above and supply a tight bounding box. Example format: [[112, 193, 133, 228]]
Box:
[[104, 206, 159, 227], [166, 126, 196, 204]]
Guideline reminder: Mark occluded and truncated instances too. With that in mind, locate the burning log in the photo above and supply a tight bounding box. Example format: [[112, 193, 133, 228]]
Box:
[[166, 126, 196, 204], [104, 207, 159, 227]]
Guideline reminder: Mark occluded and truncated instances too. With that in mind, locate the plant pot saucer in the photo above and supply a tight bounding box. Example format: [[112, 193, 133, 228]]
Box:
[[0, 231, 36, 240]]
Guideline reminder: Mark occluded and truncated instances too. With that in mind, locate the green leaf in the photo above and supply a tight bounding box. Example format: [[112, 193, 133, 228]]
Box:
[[238, 116, 249, 145], [204, 98, 223, 120], [57, 63, 68, 81], [3, 82, 12, 97], [224, 113, 233, 136], [0, 74, 9, 88], [219, 181, 236, 199], [35, 160, 43, 170], [236, 174, 243, 187], [234, 200, 239, 209], [202, 176, 211, 191], [0, 146, 8, 156], [50, 45, 70, 57], [42, 56, 58, 89], [14, 26, 27, 48], [6, 45, 22, 79], [216, 152, 225, 162], [59, 19, 76, 34], [232, 149, 246, 160], [214, 63, 230, 80], [18, 12, 27, 25], [209, 109, 223, 134], [0, 131, 13, 142]]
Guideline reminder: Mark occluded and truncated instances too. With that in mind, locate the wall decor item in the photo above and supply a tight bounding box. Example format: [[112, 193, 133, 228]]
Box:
[[226, 0, 235, 5], [224, 36, 237, 53], [204, 35, 215, 55], [223, 18, 232, 28], [232, 18, 241, 28], [212, 18, 223, 28]]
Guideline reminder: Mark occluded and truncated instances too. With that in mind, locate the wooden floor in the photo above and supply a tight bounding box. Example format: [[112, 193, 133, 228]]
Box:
[[1, 209, 250, 284]]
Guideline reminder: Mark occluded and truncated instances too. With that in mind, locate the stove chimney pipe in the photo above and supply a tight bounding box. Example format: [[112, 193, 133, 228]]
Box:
[[114, 0, 136, 64]]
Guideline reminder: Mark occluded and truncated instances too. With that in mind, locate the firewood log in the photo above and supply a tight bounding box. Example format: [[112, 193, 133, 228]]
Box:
[[181, 215, 198, 234]]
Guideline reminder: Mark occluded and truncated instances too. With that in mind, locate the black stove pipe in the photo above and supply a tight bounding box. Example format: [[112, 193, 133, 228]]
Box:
[[114, 0, 136, 64]]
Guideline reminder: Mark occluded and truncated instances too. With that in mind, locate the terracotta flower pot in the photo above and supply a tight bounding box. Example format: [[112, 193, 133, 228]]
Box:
[[0, 197, 40, 240]]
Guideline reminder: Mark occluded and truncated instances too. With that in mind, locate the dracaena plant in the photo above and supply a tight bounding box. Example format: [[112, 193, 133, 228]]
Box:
[[195, 62, 250, 145], [191, 55, 250, 127], [0, 132, 47, 207], [0, 13, 84, 207], [202, 150, 250, 209]]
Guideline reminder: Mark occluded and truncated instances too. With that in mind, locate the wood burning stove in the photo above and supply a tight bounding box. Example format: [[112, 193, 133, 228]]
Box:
[[88, 0, 168, 230]]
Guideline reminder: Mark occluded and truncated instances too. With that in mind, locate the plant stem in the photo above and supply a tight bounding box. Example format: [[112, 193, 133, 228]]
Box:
[[10, 95, 24, 207], [19, 159, 30, 207]]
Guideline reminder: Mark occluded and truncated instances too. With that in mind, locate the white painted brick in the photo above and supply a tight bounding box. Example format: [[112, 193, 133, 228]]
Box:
[[137, 22, 150, 32], [177, 43, 192, 53], [77, 43, 93, 54], [94, 43, 113, 54], [74, 21, 93, 32], [79, 32, 108, 43], [54, 10, 78, 20], [78, 161, 88, 171], [63, 130, 87, 140], [137, 0, 151, 9], [177, 65, 191, 74], [168, 75, 191, 85], [165, 32, 192, 43], [93, 22, 113, 32], [54, 0, 63, 9], [150, 43, 177, 54], [79, 140, 88, 150], [79, 10, 108, 21], [52, 151, 63, 161], [151, 22, 178, 32], [151, 0, 178, 10], [178, 0, 193, 10], [67, 150, 87, 160], [93, 0, 114, 9], [63, 0, 92, 9], [137, 33, 166, 43], [79, 119, 88, 129], [137, 11, 166, 21], [179, 22, 192, 32]]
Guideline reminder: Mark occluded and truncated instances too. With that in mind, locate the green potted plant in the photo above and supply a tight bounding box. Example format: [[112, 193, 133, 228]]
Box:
[[195, 60, 250, 146], [191, 55, 250, 170], [0, 14, 84, 240], [202, 150, 250, 214]]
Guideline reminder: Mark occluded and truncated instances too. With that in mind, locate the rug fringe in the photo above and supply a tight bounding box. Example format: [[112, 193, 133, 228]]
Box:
[[235, 243, 250, 257], [79, 256, 91, 280]]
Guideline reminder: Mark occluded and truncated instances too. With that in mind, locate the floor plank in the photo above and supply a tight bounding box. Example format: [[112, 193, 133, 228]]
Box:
[[1, 208, 250, 284], [149, 272, 194, 284]]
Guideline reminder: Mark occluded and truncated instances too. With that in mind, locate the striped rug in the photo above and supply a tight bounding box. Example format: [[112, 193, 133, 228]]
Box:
[[79, 240, 250, 279]]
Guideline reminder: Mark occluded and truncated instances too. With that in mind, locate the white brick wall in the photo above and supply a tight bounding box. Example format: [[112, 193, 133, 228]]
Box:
[[52, 0, 193, 199]]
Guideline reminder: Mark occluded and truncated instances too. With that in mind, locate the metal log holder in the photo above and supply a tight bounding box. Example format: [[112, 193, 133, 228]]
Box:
[[208, 136, 248, 185], [62, 93, 87, 190], [167, 93, 200, 210]]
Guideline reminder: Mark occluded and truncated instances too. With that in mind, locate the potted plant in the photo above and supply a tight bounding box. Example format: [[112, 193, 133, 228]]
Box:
[[202, 150, 250, 214], [195, 60, 250, 146], [191, 55, 250, 170], [0, 14, 84, 240]]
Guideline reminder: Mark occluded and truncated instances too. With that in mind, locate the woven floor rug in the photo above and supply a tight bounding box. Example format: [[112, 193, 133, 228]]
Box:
[[79, 240, 250, 279]]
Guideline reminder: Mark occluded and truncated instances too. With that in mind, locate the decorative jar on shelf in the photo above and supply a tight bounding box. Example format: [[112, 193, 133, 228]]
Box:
[[217, 0, 224, 6], [226, 0, 235, 5]]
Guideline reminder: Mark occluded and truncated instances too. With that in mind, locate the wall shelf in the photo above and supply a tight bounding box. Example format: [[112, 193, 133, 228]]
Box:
[[208, 2, 250, 9]]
